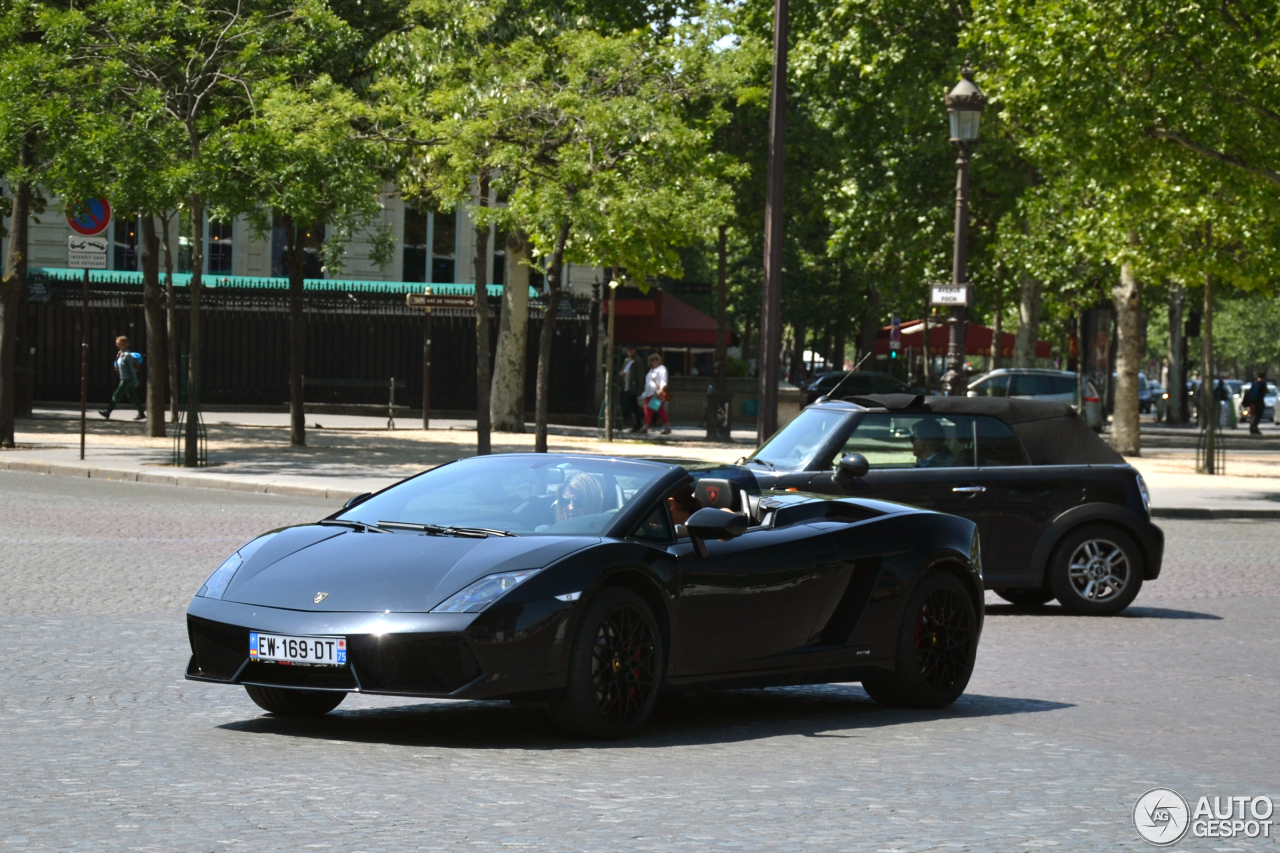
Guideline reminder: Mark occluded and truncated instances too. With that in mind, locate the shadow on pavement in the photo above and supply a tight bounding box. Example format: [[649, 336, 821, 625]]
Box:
[[985, 603, 1222, 620], [218, 683, 1072, 750]]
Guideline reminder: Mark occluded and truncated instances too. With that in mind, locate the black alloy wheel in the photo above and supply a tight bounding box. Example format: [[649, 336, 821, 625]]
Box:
[[994, 588, 1055, 608], [862, 571, 977, 709], [1048, 523, 1144, 616], [244, 684, 346, 716], [548, 587, 664, 739]]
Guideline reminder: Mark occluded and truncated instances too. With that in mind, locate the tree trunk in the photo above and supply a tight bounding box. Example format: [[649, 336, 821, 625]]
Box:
[[0, 144, 31, 449], [990, 276, 1003, 370], [285, 216, 307, 447], [139, 216, 167, 438], [832, 322, 846, 375], [472, 174, 491, 454], [1166, 283, 1186, 424], [1012, 271, 1043, 368], [183, 193, 205, 467], [534, 221, 571, 453], [491, 230, 529, 431], [707, 225, 729, 439], [1111, 261, 1142, 456], [161, 213, 179, 424], [1198, 273, 1218, 472], [858, 283, 880, 362], [789, 323, 806, 385]]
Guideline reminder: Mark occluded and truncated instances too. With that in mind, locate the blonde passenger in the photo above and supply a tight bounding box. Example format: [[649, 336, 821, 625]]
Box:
[[555, 472, 604, 523]]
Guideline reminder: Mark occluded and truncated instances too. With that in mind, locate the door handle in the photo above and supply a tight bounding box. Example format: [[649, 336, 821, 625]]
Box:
[[952, 485, 986, 493]]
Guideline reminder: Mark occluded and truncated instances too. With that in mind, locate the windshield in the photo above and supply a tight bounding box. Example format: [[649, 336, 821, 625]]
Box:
[[748, 408, 852, 469], [338, 456, 668, 536]]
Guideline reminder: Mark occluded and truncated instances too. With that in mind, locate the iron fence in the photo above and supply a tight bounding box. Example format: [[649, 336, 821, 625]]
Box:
[[25, 274, 597, 415]]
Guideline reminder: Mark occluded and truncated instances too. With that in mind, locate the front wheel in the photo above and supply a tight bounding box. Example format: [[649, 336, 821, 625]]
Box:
[[862, 571, 978, 709], [548, 587, 664, 739], [244, 684, 345, 716], [994, 587, 1055, 608], [1047, 524, 1144, 616]]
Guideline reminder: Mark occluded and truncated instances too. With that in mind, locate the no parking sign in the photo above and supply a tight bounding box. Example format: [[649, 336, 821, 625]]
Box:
[[65, 197, 112, 237]]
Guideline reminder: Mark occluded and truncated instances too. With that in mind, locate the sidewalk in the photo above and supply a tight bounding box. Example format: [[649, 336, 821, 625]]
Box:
[[3, 407, 1277, 517], [0, 408, 752, 503]]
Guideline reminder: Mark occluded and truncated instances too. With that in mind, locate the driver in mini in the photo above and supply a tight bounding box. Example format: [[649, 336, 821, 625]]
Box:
[[910, 419, 957, 468]]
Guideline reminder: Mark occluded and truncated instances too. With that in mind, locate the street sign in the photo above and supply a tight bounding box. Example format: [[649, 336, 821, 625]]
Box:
[[65, 198, 113, 237], [406, 293, 476, 309], [931, 284, 970, 306], [68, 235, 107, 270], [889, 313, 901, 349]]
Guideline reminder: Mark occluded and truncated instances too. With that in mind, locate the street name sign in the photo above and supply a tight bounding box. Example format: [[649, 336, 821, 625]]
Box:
[[406, 293, 476, 309], [65, 198, 113, 237], [67, 235, 107, 270], [931, 284, 970, 306]]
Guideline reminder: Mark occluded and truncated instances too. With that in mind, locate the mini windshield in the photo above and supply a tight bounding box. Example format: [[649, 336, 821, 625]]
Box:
[[339, 456, 668, 536], [747, 408, 852, 470]]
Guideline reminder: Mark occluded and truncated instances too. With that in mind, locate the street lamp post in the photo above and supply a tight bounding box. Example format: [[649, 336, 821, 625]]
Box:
[[604, 278, 618, 441], [941, 62, 987, 396], [757, 0, 789, 444]]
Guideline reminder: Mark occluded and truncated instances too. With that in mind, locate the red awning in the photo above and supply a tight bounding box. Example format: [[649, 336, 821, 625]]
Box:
[[606, 290, 729, 347], [873, 319, 1051, 358]]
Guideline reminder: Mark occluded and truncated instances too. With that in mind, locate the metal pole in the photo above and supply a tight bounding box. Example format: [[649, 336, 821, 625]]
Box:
[[942, 143, 972, 396], [604, 282, 617, 441], [422, 300, 433, 430], [79, 267, 88, 460], [757, 0, 789, 444]]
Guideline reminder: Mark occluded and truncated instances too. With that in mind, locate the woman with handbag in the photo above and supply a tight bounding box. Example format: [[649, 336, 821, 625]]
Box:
[[640, 352, 671, 435]]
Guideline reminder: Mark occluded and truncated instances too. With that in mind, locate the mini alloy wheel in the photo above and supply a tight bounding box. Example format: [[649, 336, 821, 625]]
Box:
[[862, 571, 977, 709], [1048, 524, 1144, 616], [549, 587, 664, 739]]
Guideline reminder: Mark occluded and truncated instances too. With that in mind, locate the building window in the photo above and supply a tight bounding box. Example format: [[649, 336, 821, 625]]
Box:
[[271, 215, 325, 278], [431, 210, 456, 283], [402, 207, 428, 283], [208, 219, 233, 273], [113, 217, 139, 271]]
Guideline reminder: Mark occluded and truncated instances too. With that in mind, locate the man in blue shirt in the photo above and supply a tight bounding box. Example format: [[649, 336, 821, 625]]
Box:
[[1246, 371, 1268, 434], [98, 336, 145, 421], [911, 419, 957, 468]]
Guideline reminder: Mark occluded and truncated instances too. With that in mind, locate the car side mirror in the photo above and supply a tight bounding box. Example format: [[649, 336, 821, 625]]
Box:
[[343, 492, 372, 509], [686, 507, 748, 558], [833, 453, 869, 487]]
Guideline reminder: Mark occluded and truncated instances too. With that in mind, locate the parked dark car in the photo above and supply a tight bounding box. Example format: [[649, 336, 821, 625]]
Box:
[[804, 370, 923, 404], [740, 394, 1163, 616], [186, 453, 983, 737]]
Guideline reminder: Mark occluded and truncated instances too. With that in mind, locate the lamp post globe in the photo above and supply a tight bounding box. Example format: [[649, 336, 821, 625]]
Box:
[[940, 62, 987, 396]]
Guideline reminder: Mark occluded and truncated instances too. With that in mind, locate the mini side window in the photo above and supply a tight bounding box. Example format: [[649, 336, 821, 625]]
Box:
[[975, 416, 1031, 466]]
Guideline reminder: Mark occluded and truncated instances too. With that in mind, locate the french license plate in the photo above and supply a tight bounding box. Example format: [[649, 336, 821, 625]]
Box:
[[249, 632, 346, 666]]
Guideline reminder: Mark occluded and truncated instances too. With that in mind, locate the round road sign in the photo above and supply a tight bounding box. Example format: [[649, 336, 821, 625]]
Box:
[[66, 198, 113, 236]]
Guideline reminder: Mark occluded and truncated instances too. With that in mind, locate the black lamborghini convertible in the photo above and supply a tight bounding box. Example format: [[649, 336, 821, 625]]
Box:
[[186, 453, 983, 738]]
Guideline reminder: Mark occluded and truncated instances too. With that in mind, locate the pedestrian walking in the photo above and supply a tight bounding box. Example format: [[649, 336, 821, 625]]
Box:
[[640, 352, 671, 435], [99, 336, 145, 421], [619, 346, 643, 432], [1247, 370, 1268, 434]]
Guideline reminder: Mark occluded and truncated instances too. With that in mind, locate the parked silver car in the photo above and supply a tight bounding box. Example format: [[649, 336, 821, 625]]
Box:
[[968, 368, 1103, 431]]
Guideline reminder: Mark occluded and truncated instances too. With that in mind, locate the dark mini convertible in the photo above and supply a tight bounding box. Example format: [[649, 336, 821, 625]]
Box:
[[186, 453, 983, 738], [743, 394, 1165, 616]]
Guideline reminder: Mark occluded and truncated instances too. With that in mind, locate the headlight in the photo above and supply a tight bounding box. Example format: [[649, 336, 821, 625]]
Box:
[[197, 552, 243, 600], [431, 569, 541, 613], [1136, 473, 1151, 515]]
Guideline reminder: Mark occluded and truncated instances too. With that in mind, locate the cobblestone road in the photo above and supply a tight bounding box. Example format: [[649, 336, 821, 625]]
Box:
[[1, 471, 1276, 851]]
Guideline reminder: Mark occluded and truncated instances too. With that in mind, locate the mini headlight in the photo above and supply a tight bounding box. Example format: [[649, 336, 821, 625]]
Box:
[[198, 552, 243, 600], [431, 569, 541, 613]]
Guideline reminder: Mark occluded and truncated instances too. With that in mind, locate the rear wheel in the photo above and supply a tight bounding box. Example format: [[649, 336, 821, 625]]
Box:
[[862, 571, 978, 709], [244, 684, 345, 716], [1047, 524, 1143, 616], [548, 587, 664, 739], [994, 587, 1055, 608]]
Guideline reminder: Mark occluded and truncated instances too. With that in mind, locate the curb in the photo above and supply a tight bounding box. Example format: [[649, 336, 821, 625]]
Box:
[[0, 457, 364, 503], [1150, 507, 1280, 520]]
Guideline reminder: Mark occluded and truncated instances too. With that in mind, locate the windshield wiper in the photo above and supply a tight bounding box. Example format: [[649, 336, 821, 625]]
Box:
[[318, 519, 387, 532], [745, 458, 776, 470], [374, 521, 517, 538]]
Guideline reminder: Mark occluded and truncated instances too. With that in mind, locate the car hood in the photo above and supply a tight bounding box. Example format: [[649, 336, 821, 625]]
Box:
[[220, 525, 595, 613]]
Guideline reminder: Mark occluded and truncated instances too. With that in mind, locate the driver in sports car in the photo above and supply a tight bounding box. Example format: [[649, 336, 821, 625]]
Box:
[[910, 419, 957, 468]]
